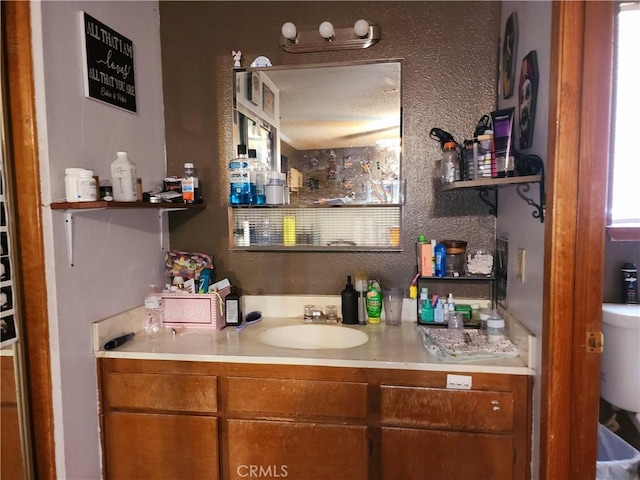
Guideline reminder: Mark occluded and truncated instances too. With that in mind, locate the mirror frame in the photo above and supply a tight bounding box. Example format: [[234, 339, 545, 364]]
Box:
[[232, 59, 404, 202]]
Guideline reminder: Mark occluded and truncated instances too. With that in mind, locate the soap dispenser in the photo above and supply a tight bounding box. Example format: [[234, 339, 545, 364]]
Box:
[[341, 276, 359, 325]]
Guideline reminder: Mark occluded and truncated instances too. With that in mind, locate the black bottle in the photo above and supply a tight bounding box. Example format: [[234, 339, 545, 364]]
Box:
[[341, 276, 359, 325], [225, 286, 242, 326], [622, 263, 638, 304]]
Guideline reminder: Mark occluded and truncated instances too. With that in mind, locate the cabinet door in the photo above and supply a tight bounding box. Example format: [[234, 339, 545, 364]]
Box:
[[382, 427, 514, 480], [1, 406, 25, 480], [105, 411, 218, 480], [227, 419, 368, 480]]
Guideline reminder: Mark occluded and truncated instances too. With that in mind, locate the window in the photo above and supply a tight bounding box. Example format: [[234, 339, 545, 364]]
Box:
[[609, 2, 640, 240]]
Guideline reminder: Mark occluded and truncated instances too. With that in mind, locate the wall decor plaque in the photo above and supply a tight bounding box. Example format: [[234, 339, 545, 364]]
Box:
[[80, 11, 137, 113]]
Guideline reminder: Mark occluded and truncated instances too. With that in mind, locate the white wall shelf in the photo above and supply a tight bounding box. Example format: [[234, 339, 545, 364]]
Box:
[[50, 201, 205, 267]]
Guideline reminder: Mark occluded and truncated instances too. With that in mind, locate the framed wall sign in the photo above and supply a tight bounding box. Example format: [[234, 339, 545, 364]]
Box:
[[247, 71, 261, 106], [501, 12, 519, 100], [80, 12, 137, 113], [262, 83, 275, 118], [519, 50, 539, 149]]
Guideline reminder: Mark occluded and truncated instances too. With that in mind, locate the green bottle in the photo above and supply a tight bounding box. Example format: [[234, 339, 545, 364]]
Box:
[[366, 279, 382, 324]]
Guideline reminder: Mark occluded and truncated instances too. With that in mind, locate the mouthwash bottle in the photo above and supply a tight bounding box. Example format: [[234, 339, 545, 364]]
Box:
[[248, 148, 266, 205], [229, 145, 251, 205]]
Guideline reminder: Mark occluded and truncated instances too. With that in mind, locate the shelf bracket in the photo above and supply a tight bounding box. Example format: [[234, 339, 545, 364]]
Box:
[[63, 209, 105, 267], [515, 182, 545, 223], [62, 207, 188, 267], [478, 188, 497, 216], [158, 207, 187, 250]]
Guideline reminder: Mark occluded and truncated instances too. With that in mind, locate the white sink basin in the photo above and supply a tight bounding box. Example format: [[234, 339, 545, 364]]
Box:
[[257, 324, 369, 350]]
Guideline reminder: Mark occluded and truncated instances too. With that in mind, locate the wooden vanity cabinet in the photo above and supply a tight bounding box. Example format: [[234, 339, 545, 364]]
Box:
[[380, 385, 524, 479], [225, 375, 370, 479], [98, 359, 531, 480], [98, 360, 220, 480]]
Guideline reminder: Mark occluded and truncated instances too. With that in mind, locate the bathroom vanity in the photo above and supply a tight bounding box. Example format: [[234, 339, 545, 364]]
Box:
[[95, 304, 533, 479]]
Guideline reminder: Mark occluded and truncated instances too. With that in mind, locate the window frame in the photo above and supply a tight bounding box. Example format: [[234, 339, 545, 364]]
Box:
[[607, 2, 640, 241]]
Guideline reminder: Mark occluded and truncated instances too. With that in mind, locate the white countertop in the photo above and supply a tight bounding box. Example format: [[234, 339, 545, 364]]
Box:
[[93, 295, 535, 375]]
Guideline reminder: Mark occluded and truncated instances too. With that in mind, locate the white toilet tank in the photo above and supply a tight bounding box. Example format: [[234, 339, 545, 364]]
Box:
[[601, 303, 640, 413]]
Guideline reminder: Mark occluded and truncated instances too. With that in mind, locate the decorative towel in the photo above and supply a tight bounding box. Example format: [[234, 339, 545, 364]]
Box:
[[419, 326, 519, 362]]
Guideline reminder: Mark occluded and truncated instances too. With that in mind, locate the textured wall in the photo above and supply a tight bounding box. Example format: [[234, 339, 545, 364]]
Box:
[[160, 1, 501, 296]]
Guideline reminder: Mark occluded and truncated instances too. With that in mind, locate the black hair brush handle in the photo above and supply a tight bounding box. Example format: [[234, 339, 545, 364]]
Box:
[[429, 128, 457, 149]]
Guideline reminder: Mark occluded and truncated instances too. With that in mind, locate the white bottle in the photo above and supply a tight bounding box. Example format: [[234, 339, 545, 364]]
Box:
[[65, 168, 97, 202], [111, 151, 138, 202], [144, 285, 164, 334], [65, 168, 81, 202], [77, 169, 98, 201]]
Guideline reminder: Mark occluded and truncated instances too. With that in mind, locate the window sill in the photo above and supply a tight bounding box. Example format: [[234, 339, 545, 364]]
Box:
[[607, 225, 640, 241]]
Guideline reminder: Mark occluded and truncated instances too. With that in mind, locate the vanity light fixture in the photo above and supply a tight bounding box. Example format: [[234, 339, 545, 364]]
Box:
[[279, 19, 381, 53]]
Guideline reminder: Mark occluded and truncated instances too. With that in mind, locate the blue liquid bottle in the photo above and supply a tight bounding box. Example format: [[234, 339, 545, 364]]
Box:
[[434, 243, 446, 277], [248, 148, 266, 205], [229, 145, 251, 205]]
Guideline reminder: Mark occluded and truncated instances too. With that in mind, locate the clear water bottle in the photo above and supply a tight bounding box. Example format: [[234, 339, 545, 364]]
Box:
[[440, 141, 459, 185], [144, 285, 164, 334]]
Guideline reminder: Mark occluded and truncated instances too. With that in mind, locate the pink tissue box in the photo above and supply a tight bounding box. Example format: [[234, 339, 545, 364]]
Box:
[[161, 286, 231, 330]]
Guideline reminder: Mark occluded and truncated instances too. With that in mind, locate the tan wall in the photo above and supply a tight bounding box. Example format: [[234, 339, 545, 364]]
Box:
[[160, 1, 501, 296]]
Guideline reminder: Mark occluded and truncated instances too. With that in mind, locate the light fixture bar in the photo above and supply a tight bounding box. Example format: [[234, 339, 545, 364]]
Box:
[[279, 24, 382, 53]]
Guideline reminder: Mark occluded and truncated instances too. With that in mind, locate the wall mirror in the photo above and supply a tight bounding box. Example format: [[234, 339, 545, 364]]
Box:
[[232, 59, 403, 205]]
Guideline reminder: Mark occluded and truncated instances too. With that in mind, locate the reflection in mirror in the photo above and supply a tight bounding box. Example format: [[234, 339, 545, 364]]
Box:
[[233, 60, 402, 205]]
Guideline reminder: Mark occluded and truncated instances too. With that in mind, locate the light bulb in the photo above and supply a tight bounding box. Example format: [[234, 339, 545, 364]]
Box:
[[281, 22, 297, 40], [354, 19, 370, 37], [319, 21, 335, 39]]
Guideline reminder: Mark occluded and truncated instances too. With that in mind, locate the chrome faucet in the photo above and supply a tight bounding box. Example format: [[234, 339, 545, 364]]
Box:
[[304, 308, 325, 323]]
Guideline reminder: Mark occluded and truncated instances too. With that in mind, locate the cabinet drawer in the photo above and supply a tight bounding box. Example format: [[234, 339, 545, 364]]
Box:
[[380, 386, 513, 433], [227, 377, 367, 419], [105, 372, 218, 413], [227, 419, 368, 480]]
